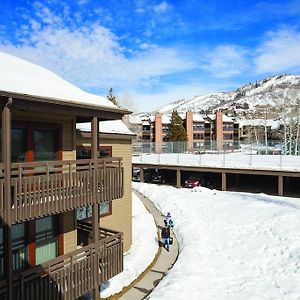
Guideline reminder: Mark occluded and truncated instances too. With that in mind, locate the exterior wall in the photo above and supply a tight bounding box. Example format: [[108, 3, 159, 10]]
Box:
[[63, 211, 77, 254], [186, 111, 193, 150], [155, 112, 163, 152], [100, 138, 132, 251], [77, 133, 133, 252], [216, 111, 223, 150], [128, 112, 240, 149]]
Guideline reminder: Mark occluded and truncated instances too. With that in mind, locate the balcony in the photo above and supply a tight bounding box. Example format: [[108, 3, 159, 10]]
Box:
[[0, 158, 124, 224], [0, 226, 123, 300]]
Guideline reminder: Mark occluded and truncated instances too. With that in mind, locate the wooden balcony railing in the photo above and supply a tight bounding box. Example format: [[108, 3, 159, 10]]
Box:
[[0, 158, 124, 224], [0, 228, 123, 300], [77, 219, 122, 246]]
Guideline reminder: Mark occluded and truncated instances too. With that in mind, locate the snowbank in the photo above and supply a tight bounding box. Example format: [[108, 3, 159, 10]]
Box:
[[133, 182, 300, 300]]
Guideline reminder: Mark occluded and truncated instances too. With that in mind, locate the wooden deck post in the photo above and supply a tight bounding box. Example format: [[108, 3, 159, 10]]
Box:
[[176, 169, 181, 188], [222, 172, 227, 191], [91, 116, 100, 300], [278, 175, 284, 196], [2, 98, 13, 300]]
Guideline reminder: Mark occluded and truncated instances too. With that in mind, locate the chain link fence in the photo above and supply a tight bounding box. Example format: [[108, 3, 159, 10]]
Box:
[[132, 141, 300, 170]]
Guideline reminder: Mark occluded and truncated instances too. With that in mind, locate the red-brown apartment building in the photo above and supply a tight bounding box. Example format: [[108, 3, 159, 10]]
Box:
[[124, 111, 239, 150]]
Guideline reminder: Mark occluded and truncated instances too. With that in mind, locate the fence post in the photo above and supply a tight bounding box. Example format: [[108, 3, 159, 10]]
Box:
[[279, 152, 282, 167], [249, 142, 253, 166]]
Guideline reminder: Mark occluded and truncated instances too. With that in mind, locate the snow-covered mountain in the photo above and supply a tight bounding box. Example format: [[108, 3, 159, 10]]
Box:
[[157, 75, 300, 116]]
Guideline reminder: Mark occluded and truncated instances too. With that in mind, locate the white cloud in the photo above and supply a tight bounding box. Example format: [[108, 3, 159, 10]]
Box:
[[255, 29, 300, 73], [153, 1, 170, 14], [201, 45, 250, 78], [0, 5, 195, 93]]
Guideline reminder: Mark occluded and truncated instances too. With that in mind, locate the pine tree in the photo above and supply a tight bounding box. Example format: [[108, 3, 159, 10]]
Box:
[[107, 87, 120, 107], [169, 110, 187, 141]]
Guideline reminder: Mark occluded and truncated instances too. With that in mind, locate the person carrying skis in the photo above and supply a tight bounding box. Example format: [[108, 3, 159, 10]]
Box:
[[165, 212, 174, 229]]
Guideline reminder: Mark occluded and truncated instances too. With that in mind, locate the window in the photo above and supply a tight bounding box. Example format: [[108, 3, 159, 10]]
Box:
[[193, 133, 204, 140], [0, 128, 27, 163], [33, 129, 59, 161], [0, 123, 61, 163], [12, 223, 27, 272], [77, 200, 112, 220], [193, 123, 204, 131], [0, 223, 28, 276], [76, 146, 112, 159], [223, 134, 233, 140], [35, 216, 59, 265]]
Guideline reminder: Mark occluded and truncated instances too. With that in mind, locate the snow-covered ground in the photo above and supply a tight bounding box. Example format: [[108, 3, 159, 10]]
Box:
[[133, 152, 300, 172], [100, 193, 158, 298], [133, 182, 300, 300]]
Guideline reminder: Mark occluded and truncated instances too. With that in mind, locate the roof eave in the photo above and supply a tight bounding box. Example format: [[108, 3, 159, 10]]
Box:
[[0, 90, 131, 118]]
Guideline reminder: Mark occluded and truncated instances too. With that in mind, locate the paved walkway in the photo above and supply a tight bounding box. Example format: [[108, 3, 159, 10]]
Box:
[[119, 190, 179, 300]]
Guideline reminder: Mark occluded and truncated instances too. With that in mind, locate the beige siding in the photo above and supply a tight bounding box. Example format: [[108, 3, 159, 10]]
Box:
[[63, 211, 77, 254], [100, 139, 132, 252], [77, 134, 133, 252]]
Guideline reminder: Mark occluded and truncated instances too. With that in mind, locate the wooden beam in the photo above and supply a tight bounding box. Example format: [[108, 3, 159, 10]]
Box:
[[278, 175, 284, 196], [176, 169, 181, 188], [91, 116, 100, 300], [2, 100, 12, 300]]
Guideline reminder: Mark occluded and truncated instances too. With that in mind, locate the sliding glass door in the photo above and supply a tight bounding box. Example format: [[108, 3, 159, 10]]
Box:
[[35, 216, 59, 265]]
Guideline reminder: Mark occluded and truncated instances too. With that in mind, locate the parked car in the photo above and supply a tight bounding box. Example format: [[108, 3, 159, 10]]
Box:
[[185, 175, 202, 188], [144, 169, 157, 183], [152, 172, 166, 184], [132, 168, 140, 182]]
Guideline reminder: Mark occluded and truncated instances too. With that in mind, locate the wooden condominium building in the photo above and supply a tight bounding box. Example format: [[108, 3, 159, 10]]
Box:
[[0, 52, 131, 300], [124, 111, 239, 150]]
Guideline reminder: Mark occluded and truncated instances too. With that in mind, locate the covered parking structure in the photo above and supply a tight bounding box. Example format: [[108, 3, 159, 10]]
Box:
[[133, 163, 300, 197]]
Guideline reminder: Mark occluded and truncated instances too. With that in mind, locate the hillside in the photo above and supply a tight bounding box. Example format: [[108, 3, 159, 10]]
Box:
[[157, 75, 300, 116]]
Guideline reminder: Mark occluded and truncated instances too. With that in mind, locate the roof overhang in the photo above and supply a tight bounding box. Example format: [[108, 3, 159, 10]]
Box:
[[0, 90, 131, 121]]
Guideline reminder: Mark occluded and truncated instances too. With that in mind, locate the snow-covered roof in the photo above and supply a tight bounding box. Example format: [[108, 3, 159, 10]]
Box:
[[222, 115, 233, 122], [207, 114, 216, 120], [142, 121, 150, 126], [162, 115, 171, 124], [239, 119, 281, 130], [129, 115, 142, 124], [193, 114, 205, 122], [0, 51, 116, 110], [149, 115, 155, 122], [179, 113, 186, 120], [77, 120, 134, 135]]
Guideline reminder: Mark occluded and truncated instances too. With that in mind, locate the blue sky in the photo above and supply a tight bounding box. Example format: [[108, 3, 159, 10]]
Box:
[[1, 0, 300, 111]]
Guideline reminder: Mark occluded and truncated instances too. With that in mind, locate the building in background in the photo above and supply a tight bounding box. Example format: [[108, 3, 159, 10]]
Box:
[[125, 111, 240, 150]]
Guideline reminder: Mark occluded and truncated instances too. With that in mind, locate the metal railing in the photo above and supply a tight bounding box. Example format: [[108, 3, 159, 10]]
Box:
[[0, 228, 123, 300], [0, 158, 124, 224]]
